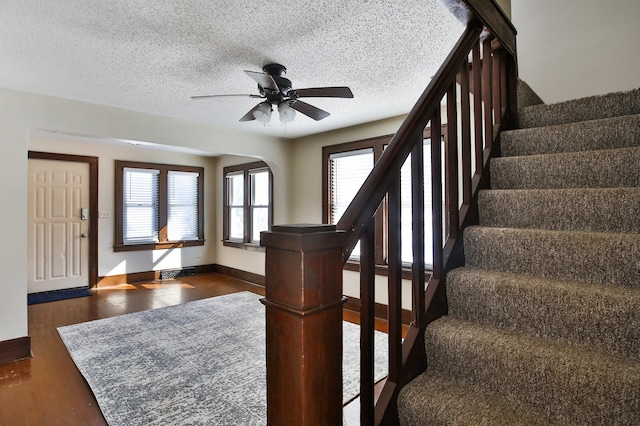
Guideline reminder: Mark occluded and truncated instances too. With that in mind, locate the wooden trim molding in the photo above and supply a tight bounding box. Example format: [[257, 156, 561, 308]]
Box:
[[114, 160, 205, 252], [97, 264, 219, 287], [28, 151, 99, 287], [0, 336, 31, 365], [212, 264, 266, 286], [222, 161, 273, 247]]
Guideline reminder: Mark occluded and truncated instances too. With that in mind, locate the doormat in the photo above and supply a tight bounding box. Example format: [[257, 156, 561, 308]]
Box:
[[28, 288, 93, 305]]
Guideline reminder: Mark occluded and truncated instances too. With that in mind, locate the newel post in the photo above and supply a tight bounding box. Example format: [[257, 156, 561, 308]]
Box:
[[260, 224, 346, 425]]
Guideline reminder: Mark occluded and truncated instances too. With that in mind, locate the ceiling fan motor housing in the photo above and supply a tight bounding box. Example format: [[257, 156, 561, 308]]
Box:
[[262, 63, 287, 77], [258, 64, 292, 100]]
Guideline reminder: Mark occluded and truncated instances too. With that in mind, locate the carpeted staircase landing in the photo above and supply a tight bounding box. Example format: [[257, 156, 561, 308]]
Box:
[[397, 87, 640, 425]]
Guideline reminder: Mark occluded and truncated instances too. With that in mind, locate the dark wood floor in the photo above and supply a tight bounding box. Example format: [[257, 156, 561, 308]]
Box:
[[0, 273, 389, 425]]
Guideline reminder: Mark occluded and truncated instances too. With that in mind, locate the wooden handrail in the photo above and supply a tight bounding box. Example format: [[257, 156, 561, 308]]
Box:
[[442, 0, 517, 56], [337, 24, 483, 262], [262, 1, 517, 424]]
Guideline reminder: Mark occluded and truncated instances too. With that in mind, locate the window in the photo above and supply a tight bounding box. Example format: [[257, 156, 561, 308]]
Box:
[[115, 161, 204, 251], [322, 130, 445, 271], [223, 161, 273, 248]]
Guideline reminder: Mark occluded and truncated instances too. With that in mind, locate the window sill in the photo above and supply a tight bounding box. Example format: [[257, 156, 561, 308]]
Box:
[[114, 239, 205, 252], [222, 240, 266, 252]]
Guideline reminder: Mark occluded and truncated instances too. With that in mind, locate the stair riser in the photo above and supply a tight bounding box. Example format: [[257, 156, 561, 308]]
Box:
[[447, 268, 640, 360], [518, 88, 640, 128], [478, 188, 640, 233], [502, 114, 640, 157], [464, 226, 640, 289], [398, 371, 550, 426], [490, 147, 640, 190], [400, 87, 640, 425], [425, 319, 640, 425]]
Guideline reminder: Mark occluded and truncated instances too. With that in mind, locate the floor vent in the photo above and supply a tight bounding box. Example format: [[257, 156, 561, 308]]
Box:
[[159, 267, 196, 280]]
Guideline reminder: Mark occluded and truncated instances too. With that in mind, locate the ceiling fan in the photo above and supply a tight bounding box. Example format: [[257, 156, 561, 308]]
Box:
[[191, 63, 353, 123]]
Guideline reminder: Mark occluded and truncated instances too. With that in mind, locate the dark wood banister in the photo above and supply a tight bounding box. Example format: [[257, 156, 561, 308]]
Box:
[[260, 1, 517, 424], [336, 24, 483, 264]]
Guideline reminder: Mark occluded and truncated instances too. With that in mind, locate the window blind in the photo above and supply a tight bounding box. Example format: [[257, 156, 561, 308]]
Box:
[[167, 171, 200, 241], [123, 168, 159, 244], [329, 148, 374, 259], [329, 148, 374, 224]]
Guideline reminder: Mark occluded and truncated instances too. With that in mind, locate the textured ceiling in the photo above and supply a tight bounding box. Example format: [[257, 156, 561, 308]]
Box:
[[0, 0, 463, 139]]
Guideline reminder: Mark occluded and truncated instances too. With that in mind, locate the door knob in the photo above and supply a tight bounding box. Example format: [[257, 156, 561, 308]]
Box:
[[81, 233, 88, 238]]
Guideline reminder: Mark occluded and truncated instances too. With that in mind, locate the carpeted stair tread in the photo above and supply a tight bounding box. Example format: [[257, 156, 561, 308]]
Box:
[[518, 87, 640, 128], [398, 370, 557, 426], [424, 316, 640, 425], [501, 113, 640, 157], [478, 187, 640, 233], [491, 146, 640, 190], [446, 267, 640, 360], [464, 226, 640, 288], [399, 86, 640, 425]]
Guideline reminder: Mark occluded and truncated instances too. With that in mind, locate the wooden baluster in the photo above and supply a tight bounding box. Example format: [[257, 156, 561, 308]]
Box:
[[506, 53, 519, 128], [499, 45, 508, 122], [411, 138, 426, 327], [431, 110, 443, 280], [373, 145, 387, 265], [387, 175, 403, 384], [359, 218, 376, 425], [482, 36, 494, 156], [459, 61, 473, 205], [446, 83, 459, 237], [260, 225, 346, 426], [472, 43, 483, 175], [492, 39, 502, 129]]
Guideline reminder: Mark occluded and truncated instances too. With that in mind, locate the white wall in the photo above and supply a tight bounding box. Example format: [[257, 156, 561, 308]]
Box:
[[495, 0, 511, 18], [512, 0, 640, 103], [28, 135, 218, 277], [0, 88, 291, 343]]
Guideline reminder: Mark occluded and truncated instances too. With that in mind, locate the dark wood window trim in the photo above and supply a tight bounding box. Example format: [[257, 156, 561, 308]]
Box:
[[114, 160, 205, 252], [28, 151, 99, 287], [222, 161, 273, 250], [322, 127, 446, 277]]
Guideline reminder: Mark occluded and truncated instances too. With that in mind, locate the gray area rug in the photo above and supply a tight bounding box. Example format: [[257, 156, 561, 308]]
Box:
[[58, 291, 388, 425]]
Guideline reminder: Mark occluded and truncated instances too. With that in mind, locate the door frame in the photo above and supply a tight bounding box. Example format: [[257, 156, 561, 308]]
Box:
[[28, 151, 99, 288]]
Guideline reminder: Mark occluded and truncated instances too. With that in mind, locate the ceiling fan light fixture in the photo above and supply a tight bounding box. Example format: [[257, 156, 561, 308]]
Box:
[[253, 102, 272, 123], [278, 102, 296, 123]]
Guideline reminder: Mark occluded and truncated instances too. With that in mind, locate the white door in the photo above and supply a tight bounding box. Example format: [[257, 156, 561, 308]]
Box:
[[27, 159, 90, 293]]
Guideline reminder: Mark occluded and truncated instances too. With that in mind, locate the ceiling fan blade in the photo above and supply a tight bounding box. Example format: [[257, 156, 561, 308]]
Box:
[[293, 87, 354, 98], [239, 103, 263, 122], [191, 94, 262, 100], [290, 100, 331, 121], [244, 70, 279, 91]]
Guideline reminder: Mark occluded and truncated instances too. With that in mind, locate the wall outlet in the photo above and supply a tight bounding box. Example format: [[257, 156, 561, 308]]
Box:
[[196, 250, 202, 258]]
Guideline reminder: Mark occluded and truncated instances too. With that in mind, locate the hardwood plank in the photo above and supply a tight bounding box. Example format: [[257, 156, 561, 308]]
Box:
[[0, 272, 388, 425]]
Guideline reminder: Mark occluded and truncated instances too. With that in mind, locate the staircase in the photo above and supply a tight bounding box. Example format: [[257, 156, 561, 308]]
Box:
[[397, 87, 640, 425]]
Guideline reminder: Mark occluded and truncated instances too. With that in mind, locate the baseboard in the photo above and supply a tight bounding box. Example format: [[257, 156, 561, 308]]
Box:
[[0, 336, 31, 365], [211, 264, 265, 286], [97, 264, 218, 287]]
